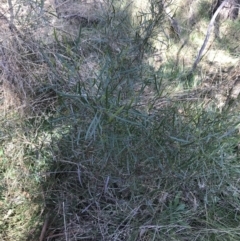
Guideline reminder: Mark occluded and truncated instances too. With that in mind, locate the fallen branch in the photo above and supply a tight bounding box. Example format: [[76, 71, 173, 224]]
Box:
[[189, 0, 228, 75]]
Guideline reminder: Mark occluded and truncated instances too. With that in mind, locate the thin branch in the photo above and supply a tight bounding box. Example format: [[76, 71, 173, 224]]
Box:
[[189, 0, 228, 75]]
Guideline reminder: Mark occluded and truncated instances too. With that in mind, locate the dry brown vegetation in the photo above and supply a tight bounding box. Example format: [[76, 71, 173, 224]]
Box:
[[1, 0, 240, 240]]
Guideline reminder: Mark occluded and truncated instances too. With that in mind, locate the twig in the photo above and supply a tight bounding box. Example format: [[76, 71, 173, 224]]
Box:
[[39, 212, 50, 241], [7, 0, 14, 26]]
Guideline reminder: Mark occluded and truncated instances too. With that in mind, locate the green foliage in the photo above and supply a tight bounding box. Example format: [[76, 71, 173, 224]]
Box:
[[197, 0, 212, 20]]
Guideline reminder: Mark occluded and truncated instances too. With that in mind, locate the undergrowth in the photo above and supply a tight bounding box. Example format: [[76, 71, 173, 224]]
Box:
[[1, 0, 240, 240]]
